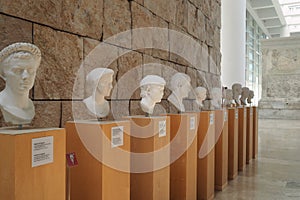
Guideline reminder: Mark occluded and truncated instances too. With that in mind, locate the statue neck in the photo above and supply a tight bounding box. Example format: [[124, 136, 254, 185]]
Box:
[[93, 92, 106, 105]]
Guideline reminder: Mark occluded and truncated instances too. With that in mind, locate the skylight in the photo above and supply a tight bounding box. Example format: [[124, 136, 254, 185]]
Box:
[[279, 0, 300, 33]]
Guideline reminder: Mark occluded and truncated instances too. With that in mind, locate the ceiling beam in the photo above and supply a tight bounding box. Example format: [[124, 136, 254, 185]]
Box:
[[272, 0, 287, 25], [246, 1, 271, 37]]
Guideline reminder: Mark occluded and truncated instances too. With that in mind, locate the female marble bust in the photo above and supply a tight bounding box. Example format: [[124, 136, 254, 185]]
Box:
[[167, 73, 191, 113], [247, 90, 254, 104], [0, 43, 41, 125], [232, 83, 242, 107], [139, 75, 166, 115], [83, 68, 114, 118], [194, 86, 207, 109], [240, 87, 250, 106]]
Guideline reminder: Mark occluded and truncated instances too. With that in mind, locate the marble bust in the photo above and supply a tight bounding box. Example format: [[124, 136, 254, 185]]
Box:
[[0, 43, 41, 125], [224, 89, 234, 107], [194, 86, 207, 109], [83, 68, 114, 118], [167, 73, 191, 113], [240, 87, 250, 106], [211, 87, 222, 109], [247, 90, 254, 104], [139, 75, 166, 115], [232, 83, 242, 107]]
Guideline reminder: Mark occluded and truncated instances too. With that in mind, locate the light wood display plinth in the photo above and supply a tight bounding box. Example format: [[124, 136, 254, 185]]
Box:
[[246, 107, 253, 164], [126, 116, 170, 200], [197, 111, 215, 200], [0, 128, 65, 200], [227, 108, 238, 180], [66, 121, 131, 200], [252, 106, 258, 159], [167, 113, 197, 200], [238, 107, 247, 171], [214, 109, 228, 191]]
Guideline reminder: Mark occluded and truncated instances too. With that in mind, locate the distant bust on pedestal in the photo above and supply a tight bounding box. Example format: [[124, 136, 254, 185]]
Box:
[[167, 73, 191, 113], [240, 87, 250, 106], [0, 43, 41, 125], [83, 68, 114, 119], [194, 86, 207, 109], [139, 75, 166, 116], [211, 87, 222, 109], [232, 83, 242, 107], [247, 90, 254, 104], [224, 89, 234, 107]]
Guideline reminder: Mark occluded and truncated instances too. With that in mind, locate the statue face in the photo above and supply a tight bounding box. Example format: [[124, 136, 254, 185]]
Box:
[[196, 91, 206, 102], [3, 57, 39, 95], [149, 84, 164, 103], [97, 74, 113, 96], [233, 84, 242, 98], [178, 81, 191, 99]]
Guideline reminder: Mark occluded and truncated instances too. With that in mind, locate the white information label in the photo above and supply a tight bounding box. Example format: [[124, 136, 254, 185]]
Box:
[[190, 116, 196, 130], [159, 120, 167, 137], [32, 136, 53, 167], [224, 111, 228, 122], [209, 113, 214, 125], [111, 126, 124, 148], [235, 110, 238, 119]]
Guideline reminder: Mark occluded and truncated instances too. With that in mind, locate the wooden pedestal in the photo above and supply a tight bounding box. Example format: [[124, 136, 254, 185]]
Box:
[[66, 121, 131, 200], [167, 113, 197, 200], [227, 108, 238, 180], [252, 106, 258, 159], [0, 128, 66, 200], [126, 116, 170, 200], [238, 107, 247, 171], [197, 111, 215, 200], [214, 109, 228, 191], [246, 107, 253, 164]]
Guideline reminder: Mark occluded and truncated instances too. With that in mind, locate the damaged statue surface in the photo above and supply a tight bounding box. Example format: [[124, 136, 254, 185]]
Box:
[[194, 86, 207, 109], [0, 43, 41, 125], [140, 75, 166, 115], [83, 68, 114, 118], [232, 83, 242, 107], [167, 73, 191, 113], [240, 87, 250, 106]]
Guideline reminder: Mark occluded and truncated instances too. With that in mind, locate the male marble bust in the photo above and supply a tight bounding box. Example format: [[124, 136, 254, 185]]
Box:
[[83, 68, 114, 119], [167, 73, 191, 113], [211, 87, 222, 109], [232, 83, 242, 107], [0, 43, 41, 125], [224, 89, 234, 107], [194, 86, 207, 109], [247, 90, 254, 104], [240, 87, 250, 106], [139, 75, 166, 115]]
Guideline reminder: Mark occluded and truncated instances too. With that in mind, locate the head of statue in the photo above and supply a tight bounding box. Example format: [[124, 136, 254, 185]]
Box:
[[169, 72, 191, 98], [232, 83, 242, 98], [241, 87, 250, 98], [0, 43, 41, 95], [225, 89, 233, 100], [194, 86, 207, 104], [140, 75, 166, 103], [247, 90, 254, 103], [86, 68, 114, 97]]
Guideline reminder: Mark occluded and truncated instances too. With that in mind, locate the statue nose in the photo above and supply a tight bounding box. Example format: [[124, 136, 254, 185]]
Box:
[[22, 69, 29, 79]]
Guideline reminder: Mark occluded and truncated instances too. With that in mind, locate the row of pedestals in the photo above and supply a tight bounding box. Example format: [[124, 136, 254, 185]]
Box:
[[0, 107, 258, 200]]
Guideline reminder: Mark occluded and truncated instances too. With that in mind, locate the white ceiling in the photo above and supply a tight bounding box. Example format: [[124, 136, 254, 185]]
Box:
[[247, 0, 300, 38]]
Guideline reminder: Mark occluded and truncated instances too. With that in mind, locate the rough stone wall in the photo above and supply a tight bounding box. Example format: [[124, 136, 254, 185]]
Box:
[[0, 0, 221, 127], [259, 37, 300, 119]]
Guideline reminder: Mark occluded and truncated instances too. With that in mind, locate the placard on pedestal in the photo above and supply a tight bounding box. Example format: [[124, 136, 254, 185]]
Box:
[[197, 111, 215, 200], [246, 107, 253, 164], [214, 109, 228, 191], [238, 107, 247, 171], [252, 106, 258, 159], [66, 121, 131, 200], [227, 108, 238, 180], [126, 116, 170, 200], [167, 113, 197, 200], [0, 128, 66, 200]]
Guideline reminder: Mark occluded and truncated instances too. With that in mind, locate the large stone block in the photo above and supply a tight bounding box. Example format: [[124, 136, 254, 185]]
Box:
[[206, 20, 214, 47], [116, 50, 143, 99], [31, 101, 61, 128], [103, 0, 131, 48], [61, 0, 103, 39], [33, 25, 84, 100], [132, 2, 169, 60], [110, 100, 130, 119], [175, 0, 188, 32], [211, 0, 221, 28], [144, 0, 177, 24], [187, 2, 205, 41], [143, 54, 163, 77], [0, 0, 62, 30], [0, 14, 32, 50]]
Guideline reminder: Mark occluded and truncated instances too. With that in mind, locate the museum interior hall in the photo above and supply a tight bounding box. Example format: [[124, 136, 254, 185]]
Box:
[[0, 0, 299, 199]]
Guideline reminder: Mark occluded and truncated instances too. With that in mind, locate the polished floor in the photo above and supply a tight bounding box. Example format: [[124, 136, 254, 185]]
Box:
[[215, 119, 300, 200]]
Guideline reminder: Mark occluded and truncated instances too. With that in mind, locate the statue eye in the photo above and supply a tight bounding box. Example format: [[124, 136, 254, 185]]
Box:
[[12, 68, 23, 75]]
